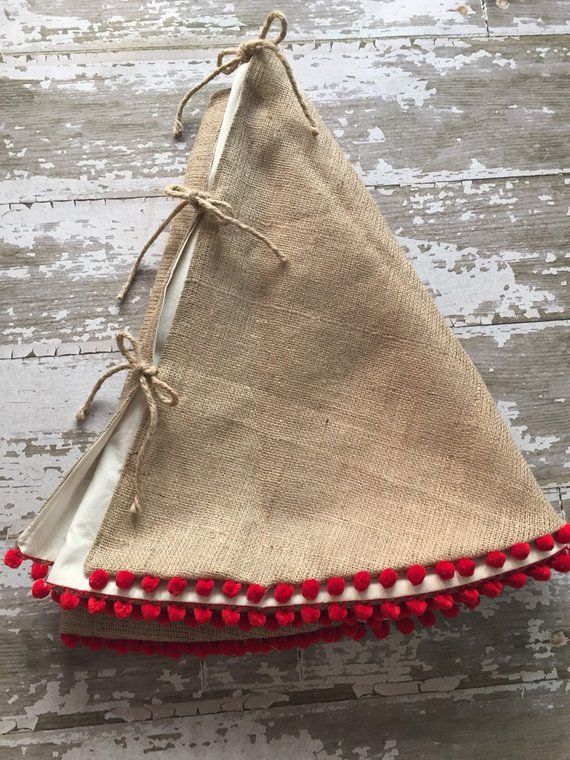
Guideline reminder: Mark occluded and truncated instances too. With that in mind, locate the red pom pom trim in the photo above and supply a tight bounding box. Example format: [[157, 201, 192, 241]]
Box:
[[246, 584, 266, 603], [353, 571, 371, 591], [456, 558, 475, 577], [406, 564, 426, 585], [167, 577, 187, 597], [300, 606, 321, 624], [141, 575, 160, 592], [115, 570, 136, 590], [247, 610, 267, 627], [486, 551, 506, 568], [535, 535, 555, 552], [221, 580, 242, 598], [274, 583, 294, 604], [31, 562, 49, 580], [4, 548, 22, 569], [379, 568, 398, 588], [555, 523, 570, 543], [510, 542, 530, 560], [87, 596, 107, 615], [435, 560, 455, 580], [88, 569, 109, 590], [31, 579, 51, 598], [300, 578, 319, 600], [195, 578, 215, 597], [60, 590, 80, 610], [326, 577, 345, 596]]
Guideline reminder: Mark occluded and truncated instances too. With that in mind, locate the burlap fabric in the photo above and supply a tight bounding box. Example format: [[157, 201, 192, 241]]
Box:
[[86, 48, 560, 585], [60, 608, 322, 643]]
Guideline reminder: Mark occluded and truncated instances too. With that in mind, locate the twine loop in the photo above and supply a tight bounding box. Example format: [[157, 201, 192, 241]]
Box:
[[116, 185, 286, 303], [172, 10, 318, 139], [76, 331, 179, 516]]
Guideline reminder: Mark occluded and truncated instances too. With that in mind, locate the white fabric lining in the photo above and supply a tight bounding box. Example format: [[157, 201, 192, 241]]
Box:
[[45, 63, 250, 593]]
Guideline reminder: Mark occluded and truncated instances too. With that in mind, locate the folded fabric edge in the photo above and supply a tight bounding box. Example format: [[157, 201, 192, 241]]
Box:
[[5, 527, 569, 634]]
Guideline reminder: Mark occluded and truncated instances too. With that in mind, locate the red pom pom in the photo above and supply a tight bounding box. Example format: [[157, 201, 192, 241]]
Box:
[[528, 564, 551, 582], [407, 564, 426, 585], [113, 600, 133, 619], [246, 583, 266, 603], [88, 569, 109, 590], [141, 602, 161, 621], [551, 550, 570, 573], [31, 562, 49, 580], [247, 610, 266, 627], [457, 588, 480, 608], [194, 607, 212, 624], [379, 568, 398, 588], [195, 578, 215, 597], [480, 580, 503, 598], [535, 535, 555, 552], [504, 571, 527, 588], [274, 583, 294, 604], [510, 542, 530, 560], [326, 577, 345, 596], [300, 606, 321, 624], [222, 579, 242, 598], [432, 593, 454, 611], [61, 633, 79, 649], [456, 558, 475, 577], [353, 603, 373, 621], [405, 599, 427, 616], [380, 601, 401, 621], [115, 570, 136, 590], [87, 596, 106, 614], [167, 604, 186, 623], [441, 604, 460, 619], [555, 524, 570, 544], [167, 577, 187, 596], [396, 617, 415, 635], [435, 561, 455, 580], [221, 608, 240, 626], [353, 571, 371, 592], [31, 579, 50, 598], [275, 609, 295, 627], [419, 611, 436, 628], [141, 575, 160, 592], [371, 621, 390, 640], [328, 603, 347, 622], [3, 547, 22, 569], [300, 578, 319, 600], [486, 551, 506, 569], [60, 590, 80, 610]]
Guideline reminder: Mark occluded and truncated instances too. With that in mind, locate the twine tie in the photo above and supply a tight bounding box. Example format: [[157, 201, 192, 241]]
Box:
[[76, 331, 179, 515], [172, 10, 319, 140]]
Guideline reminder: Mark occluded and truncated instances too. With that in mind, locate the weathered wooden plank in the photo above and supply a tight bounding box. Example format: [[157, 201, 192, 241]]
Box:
[[1, 321, 568, 541], [0, 680, 568, 758], [1, 0, 486, 54], [1, 36, 568, 203], [487, 1, 570, 36], [2, 175, 567, 350]]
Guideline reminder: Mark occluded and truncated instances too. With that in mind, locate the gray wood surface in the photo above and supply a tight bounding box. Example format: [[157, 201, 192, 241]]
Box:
[[1, 1, 568, 757]]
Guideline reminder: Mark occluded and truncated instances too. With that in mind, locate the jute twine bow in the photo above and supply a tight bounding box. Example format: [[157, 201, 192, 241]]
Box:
[[172, 10, 319, 140], [76, 331, 179, 516], [117, 185, 286, 303]]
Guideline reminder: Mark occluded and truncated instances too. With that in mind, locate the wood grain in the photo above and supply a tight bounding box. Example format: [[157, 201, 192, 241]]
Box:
[[1, 36, 568, 204], [0, 678, 568, 758], [1, 177, 567, 352], [1, 0, 487, 54], [487, 0, 570, 36]]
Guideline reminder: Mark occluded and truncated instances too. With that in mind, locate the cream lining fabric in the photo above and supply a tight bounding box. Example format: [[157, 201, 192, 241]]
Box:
[[20, 65, 250, 592]]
